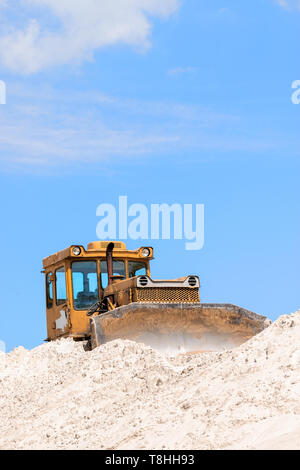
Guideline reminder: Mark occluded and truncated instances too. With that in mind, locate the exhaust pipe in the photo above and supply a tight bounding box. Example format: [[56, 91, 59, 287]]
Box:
[[106, 242, 114, 286]]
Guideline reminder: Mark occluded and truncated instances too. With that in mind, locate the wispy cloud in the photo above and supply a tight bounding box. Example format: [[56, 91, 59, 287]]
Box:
[[218, 8, 230, 15], [0, 84, 297, 170], [276, 0, 300, 11], [0, 85, 234, 167], [0, 0, 180, 74], [168, 67, 198, 76]]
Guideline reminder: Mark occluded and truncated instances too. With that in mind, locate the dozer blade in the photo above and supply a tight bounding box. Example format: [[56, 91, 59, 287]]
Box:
[[90, 303, 270, 353]]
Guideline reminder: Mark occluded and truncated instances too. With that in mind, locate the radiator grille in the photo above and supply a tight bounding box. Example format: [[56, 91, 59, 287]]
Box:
[[136, 287, 200, 304]]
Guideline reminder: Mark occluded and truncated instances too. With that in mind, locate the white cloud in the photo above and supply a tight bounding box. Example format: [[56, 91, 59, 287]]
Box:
[[0, 0, 179, 74]]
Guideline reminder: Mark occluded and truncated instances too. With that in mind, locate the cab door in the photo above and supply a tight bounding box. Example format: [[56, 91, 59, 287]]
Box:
[[46, 265, 70, 340]]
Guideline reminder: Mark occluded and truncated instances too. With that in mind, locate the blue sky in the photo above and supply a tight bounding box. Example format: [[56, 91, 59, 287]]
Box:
[[0, 0, 299, 351]]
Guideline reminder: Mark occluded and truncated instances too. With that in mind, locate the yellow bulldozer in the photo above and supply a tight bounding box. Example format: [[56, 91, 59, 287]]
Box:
[[42, 241, 270, 353]]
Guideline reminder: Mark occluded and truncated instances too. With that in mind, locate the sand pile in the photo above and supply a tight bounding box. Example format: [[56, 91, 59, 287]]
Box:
[[0, 310, 300, 450]]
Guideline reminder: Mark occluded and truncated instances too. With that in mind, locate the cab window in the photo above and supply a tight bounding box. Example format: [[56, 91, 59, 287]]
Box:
[[72, 261, 98, 310], [128, 261, 147, 278], [100, 260, 126, 289], [56, 267, 67, 306], [46, 272, 53, 309]]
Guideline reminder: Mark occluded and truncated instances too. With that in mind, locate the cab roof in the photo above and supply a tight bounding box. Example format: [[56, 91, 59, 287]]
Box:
[[42, 241, 154, 269]]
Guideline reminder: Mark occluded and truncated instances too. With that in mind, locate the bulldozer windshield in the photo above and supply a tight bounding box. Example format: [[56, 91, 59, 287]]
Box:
[[128, 261, 147, 278], [100, 260, 126, 288], [72, 261, 98, 310]]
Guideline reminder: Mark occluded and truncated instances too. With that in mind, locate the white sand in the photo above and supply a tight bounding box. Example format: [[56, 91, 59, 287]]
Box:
[[0, 310, 300, 450]]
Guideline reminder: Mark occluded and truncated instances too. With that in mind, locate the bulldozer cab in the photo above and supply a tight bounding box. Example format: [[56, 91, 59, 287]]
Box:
[[43, 241, 152, 341]]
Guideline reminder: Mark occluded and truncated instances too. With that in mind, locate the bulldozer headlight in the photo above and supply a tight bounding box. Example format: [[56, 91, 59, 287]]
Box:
[[72, 246, 81, 256], [141, 248, 150, 257]]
